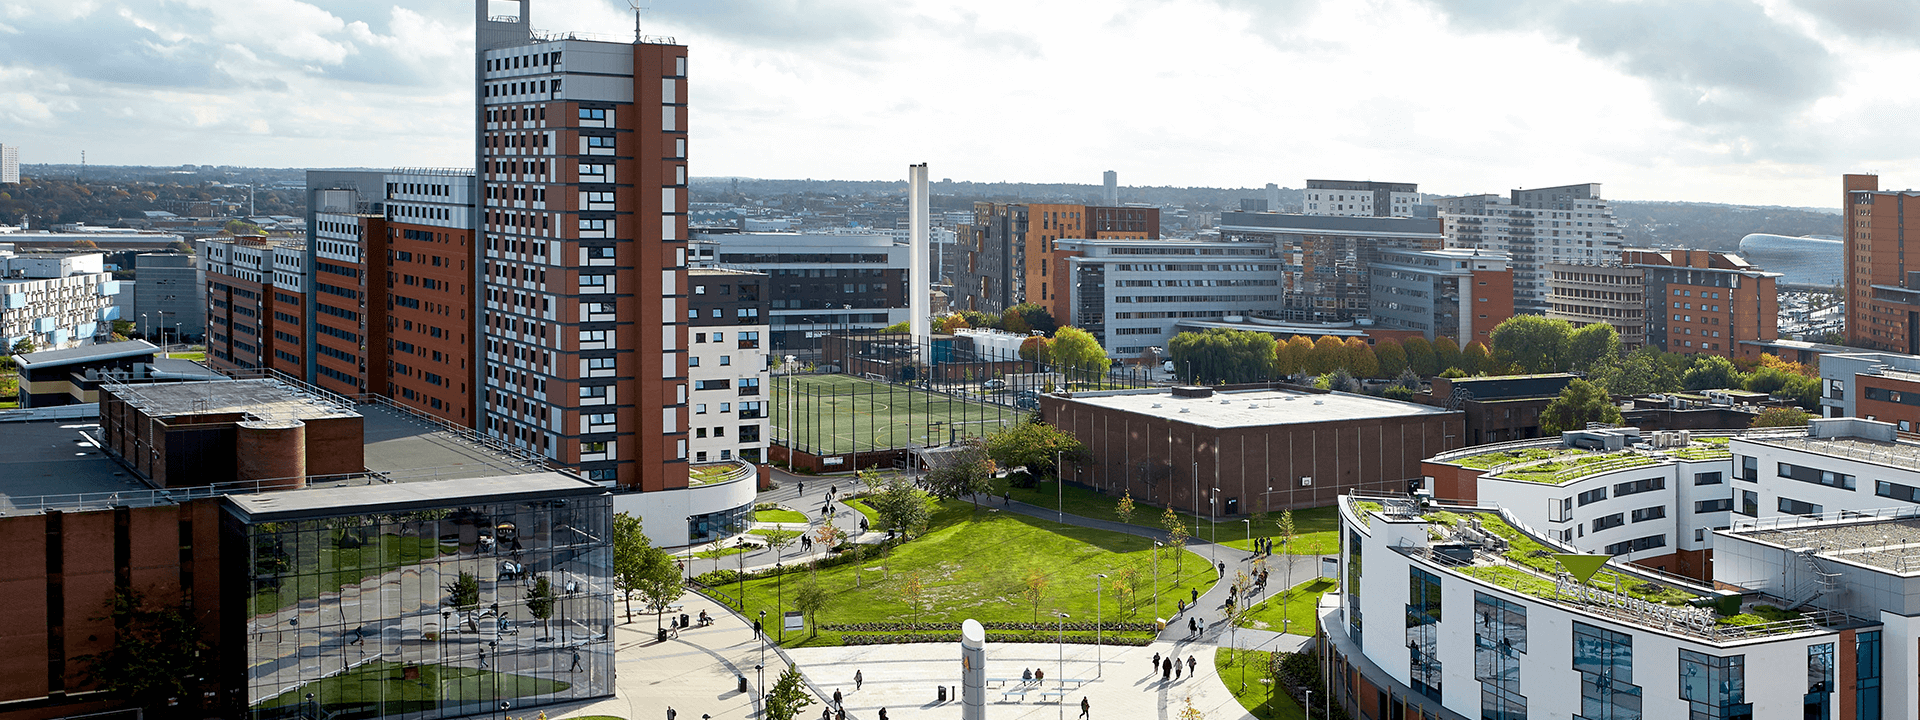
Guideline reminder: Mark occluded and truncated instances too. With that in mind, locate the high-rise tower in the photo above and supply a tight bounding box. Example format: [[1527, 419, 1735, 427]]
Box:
[[477, 1, 690, 491], [1843, 174, 1920, 352]]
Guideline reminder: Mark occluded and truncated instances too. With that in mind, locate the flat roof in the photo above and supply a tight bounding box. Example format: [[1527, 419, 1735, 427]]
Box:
[[224, 471, 604, 522], [0, 420, 151, 514], [1732, 516, 1920, 574], [14, 339, 159, 369], [1744, 434, 1920, 473], [1059, 387, 1450, 428], [110, 378, 357, 423], [359, 403, 548, 480]]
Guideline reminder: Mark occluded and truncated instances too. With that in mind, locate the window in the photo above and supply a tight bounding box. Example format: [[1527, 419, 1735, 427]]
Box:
[[587, 357, 615, 371], [1738, 455, 1758, 482], [1614, 477, 1664, 497], [694, 403, 707, 414], [1807, 643, 1835, 720], [586, 136, 616, 149], [1778, 497, 1823, 516], [739, 425, 760, 443], [1876, 480, 1920, 503], [1476, 593, 1527, 720], [1631, 506, 1665, 523], [1693, 471, 1722, 485], [586, 413, 615, 428], [719, 355, 730, 366], [580, 108, 607, 121], [1603, 534, 1665, 555], [1695, 498, 1733, 513], [1678, 650, 1749, 719], [1738, 490, 1758, 516], [1778, 462, 1855, 490], [1407, 568, 1443, 702], [687, 356, 699, 367], [1577, 488, 1608, 506], [1592, 513, 1625, 531], [1855, 631, 1882, 720], [1572, 622, 1641, 718]]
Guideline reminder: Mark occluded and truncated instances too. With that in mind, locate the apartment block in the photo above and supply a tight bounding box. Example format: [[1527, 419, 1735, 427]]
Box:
[[1842, 174, 1920, 352], [1368, 247, 1514, 345], [956, 202, 1158, 317], [1628, 248, 1779, 359], [1434, 183, 1624, 313], [131, 252, 205, 342], [1302, 179, 1421, 217], [1545, 262, 1647, 348], [692, 230, 905, 352], [0, 143, 17, 184], [687, 267, 770, 464], [1059, 237, 1281, 357], [0, 252, 119, 350], [1216, 211, 1445, 324], [478, 5, 689, 491]]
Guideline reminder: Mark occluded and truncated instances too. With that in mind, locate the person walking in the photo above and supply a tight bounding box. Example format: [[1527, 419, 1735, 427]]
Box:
[[879, 709, 889, 720], [1186, 655, 1197, 676], [1173, 659, 1182, 680], [1080, 696, 1090, 719], [1161, 658, 1172, 681], [1217, 561, 1226, 577], [1151, 652, 1161, 672], [570, 649, 582, 672], [668, 707, 676, 720], [799, 481, 806, 497], [1188, 617, 1197, 637], [855, 669, 864, 690], [832, 689, 843, 710], [1191, 588, 1199, 606]]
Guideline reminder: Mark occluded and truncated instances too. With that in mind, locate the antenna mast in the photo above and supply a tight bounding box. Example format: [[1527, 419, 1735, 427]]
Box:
[[628, 0, 645, 43]]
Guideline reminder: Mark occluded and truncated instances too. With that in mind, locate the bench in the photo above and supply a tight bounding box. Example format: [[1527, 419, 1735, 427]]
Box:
[[1054, 678, 1093, 688], [1000, 688, 1035, 702], [986, 678, 1025, 688], [1036, 691, 1070, 702]]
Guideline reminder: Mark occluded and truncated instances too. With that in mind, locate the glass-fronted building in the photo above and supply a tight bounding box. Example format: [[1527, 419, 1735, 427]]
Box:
[[226, 473, 614, 720]]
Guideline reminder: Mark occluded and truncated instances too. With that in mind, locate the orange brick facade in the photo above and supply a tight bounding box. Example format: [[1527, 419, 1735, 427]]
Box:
[[1845, 174, 1920, 352]]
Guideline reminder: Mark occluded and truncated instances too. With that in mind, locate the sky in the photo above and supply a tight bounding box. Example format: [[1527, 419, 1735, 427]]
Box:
[[2, 0, 1918, 207]]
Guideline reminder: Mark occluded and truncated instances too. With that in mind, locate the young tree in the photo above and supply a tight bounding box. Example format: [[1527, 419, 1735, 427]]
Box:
[[1540, 379, 1624, 433], [76, 587, 211, 715], [1022, 568, 1050, 623], [1431, 336, 1461, 374], [1373, 338, 1407, 378], [1163, 506, 1190, 585], [11, 337, 37, 355], [1114, 489, 1137, 527], [766, 662, 817, 720], [528, 576, 557, 636], [1402, 336, 1436, 376], [1019, 335, 1052, 362], [1751, 407, 1813, 428], [1052, 326, 1112, 382], [763, 528, 802, 560], [445, 571, 481, 632], [924, 439, 996, 510], [814, 517, 844, 552], [1566, 322, 1621, 372], [637, 548, 684, 632], [1276, 510, 1297, 591], [900, 571, 931, 628], [612, 512, 649, 619], [1344, 337, 1380, 378], [1114, 564, 1145, 619], [869, 478, 932, 538], [793, 576, 831, 638], [1489, 315, 1573, 373]]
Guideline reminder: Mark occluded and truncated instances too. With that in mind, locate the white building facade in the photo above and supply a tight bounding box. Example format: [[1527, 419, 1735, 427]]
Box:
[[1433, 183, 1624, 314], [1058, 237, 1282, 358], [0, 252, 119, 350]]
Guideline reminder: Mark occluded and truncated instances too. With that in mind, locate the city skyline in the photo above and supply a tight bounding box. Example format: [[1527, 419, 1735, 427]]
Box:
[[1, 0, 1916, 208]]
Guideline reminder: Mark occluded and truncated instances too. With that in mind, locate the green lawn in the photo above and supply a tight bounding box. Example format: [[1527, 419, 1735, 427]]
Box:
[[695, 545, 750, 560], [1004, 481, 1340, 554], [714, 501, 1215, 647], [772, 373, 1019, 454], [755, 509, 808, 523], [166, 351, 207, 362], [1216, 650, 1305, 720], [1237, 578, 1335, 636], [250, 532, 457, 616], [691, 463, 743, 486], [257, 661, 569, 715], [843, 498, 880, 526]]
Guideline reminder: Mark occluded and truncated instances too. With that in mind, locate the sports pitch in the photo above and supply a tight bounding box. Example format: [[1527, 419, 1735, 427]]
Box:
[[772, 373, 1020, 454]]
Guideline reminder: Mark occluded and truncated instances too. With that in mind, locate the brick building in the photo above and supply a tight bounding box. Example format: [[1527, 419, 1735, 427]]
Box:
[[956, 202, 1159, 317], [1627, 248, 1779, 359], [1843, 173, 1920, 352]]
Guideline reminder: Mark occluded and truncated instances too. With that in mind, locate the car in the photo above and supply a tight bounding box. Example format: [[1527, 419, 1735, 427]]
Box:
[[983, 379, 1007, 390], [1014, 397, 1039, 410]]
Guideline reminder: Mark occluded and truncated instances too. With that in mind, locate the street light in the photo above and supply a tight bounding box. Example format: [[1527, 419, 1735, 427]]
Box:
[[1191, 462, 1200, 551], [1053, 611, 1069, 720], [1152, 540, 1162, 620], [776, 561, 785, 643], [1056, 449, 1064, 522], [1211, 487, 1222, 564], [1093, 574, 1107, 678], [1243, 519, 1251, 559], [755, 663, 765, 718]]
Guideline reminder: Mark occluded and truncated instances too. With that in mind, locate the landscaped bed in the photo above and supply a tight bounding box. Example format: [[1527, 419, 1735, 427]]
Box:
[[1491, 452, 1660, 484]]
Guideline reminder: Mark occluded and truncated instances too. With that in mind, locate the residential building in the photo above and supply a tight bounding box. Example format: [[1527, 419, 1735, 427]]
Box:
[[0, 142, 17, 184], [1628, 248, 1779, 358], [0, 252, 120, 350], [687, 267, 771, 465], [201, 230, 315, 378], [1434, 183, 1624, 313], [692, 230, 906, 352], [1059, 237, 1282, 358], [131, 251, 205, 342], [1842, 174, 1920, 352], [1819, 351, 1920, 427], [477, 7, 689, 492], [1216, 211, 1445, 323], [1039, 384, 1463, 516], [1368, 247, 1514, 344], [1102, 170, 1118, 207], [956, 202, 1159, 318], [1545, 261, 1646, 348], [1302, 179, 1421, 217]]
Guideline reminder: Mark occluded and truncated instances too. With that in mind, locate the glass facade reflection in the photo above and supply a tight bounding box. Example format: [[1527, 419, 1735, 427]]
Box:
[[1475, 592, 1527, 720], [1406, 568, 1442, 702], [239, 493, 615, 720], [1678, 649, 1749, 720], [1573, 621, 1641, 720]]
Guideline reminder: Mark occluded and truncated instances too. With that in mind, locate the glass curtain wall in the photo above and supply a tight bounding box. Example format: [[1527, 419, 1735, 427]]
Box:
[[241, 496, 615, 719]]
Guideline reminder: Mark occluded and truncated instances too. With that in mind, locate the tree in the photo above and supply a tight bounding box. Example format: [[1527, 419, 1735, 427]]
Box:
[[1489, 316, 1573, 373], [1007, 302, 1058, 335], [446, 571, 481, 631], [1169, 328, 1277, 384], [1682, 355, 1743, 391], [1163, 506, 1190, 585], [12, 337, 37, 355], [814, 517, 844, 551], [1540, 379, 1624, 433], [1751, 407, 1813, 428], [1022, 568, 1050, 623], [1114, 490, 1137, 527], [1274, 335, 1311, 378], [1344, 337, 1380, 378], [1019, 335, 1051, 362], [1431, 336, 1461, 375], [72, 238, 98, 248], [1462, 341, 1493, 376], [1373, 339, 1407, 378], [1052, 326, 1111, 382], [1306, 336, 1345, 376], [636, 549, 684, 632], [766, 662, 817, 720], [528, 576, 557, 636], [925, 439, 996, 510], [984, 418, 1085, 481], [1316, 368, 1361, 393], [793, 577, 830, 639], [613, 512, 649, 619], [868, 478, 932, 538], [76, 587, 211, 715], [763, 528, 802, 560], [1566, 323, 1621, 372], [1276, 510, 1297, 592], [1402, 336, 1437, 376], [935, 313, 970, 334], [900, 571, 930, 628], [169, 240, 195, 254], [1587, 346, 1682, 396]]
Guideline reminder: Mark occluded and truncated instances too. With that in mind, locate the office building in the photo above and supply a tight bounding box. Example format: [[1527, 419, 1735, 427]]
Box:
[[0, 143, 17, 184], [478, 6, 690, 491], [0, 252, 119, 350], [1434, 183, 1624, 313], [1842, 174, 1920, 352], [1302, 179, 1421, 217], [1039, 384, 1462, 516], [1368, 247, 1513, 345], [1545, 261, 1647, 348], [693, 230, 907, 352], [1059, 237, 1281, 358], [131, 252, 205, 342], [1102, 170, 1118, 207], [687, 267, 771, 465], [1217, 212, 1445, 324], [1628, 248, 1779, 358], [956, 202, 1159, 318]]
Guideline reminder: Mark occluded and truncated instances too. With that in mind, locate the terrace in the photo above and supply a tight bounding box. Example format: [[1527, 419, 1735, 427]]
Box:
[[1351, 496, 1853, 642], [1438, 431, 1736, 484]]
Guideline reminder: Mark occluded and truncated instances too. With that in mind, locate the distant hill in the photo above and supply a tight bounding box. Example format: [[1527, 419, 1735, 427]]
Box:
[[1613, 201, 1838, 253]]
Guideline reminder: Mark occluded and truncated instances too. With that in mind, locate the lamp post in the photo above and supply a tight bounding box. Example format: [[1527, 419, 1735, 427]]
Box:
[[140, 312, 148, 343], [776, 561, 784, 643], [173, 321, 181, 354], [1191, 462, 1200, 550], [1243, 518, 1251, 560], [1056, 449, 1064, 522], [1093, 574, 1107, 678], [755, 663, 765, 718], [1211, 487, 1221, 564], [1305, 689, 1311, 720], [1053, 611, 1068, 720], [1152, 540, 1161, 619]]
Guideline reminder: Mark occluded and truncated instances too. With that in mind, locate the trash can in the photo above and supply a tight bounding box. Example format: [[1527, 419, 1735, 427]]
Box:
[[1155, 617, 1167, 631], [658, 628, 668, 642], [680, 613, 690, 628], [738, 676, 749, 694], [937, 685, 948, 702]]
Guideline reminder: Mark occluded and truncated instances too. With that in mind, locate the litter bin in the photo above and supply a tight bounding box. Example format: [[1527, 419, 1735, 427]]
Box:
[[1155, 617, 1167, 631], [937, 685, 948, 703], [680, 613, 690, 628], [738, 676, 749, 694], [658, 628, 668, 642]]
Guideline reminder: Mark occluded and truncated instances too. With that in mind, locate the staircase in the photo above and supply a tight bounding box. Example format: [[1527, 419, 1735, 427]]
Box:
[[1784, 548, 1842, 610]]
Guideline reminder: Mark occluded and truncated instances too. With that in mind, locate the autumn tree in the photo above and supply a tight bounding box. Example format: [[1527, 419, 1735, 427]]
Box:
[[1431, 336, 1461, 374], [899, 571, 930, 628], [1402, 336, 1436, 376], [1023, 568, 1050, 623], [1344, 337, 1380, 378], [1751, 407, 1813, 428], [1373, 338, 1407, 378], [1306, 335, 1346, 376], [1461, 341, 1493, 375], [1275, 335, 1314, 378], [1114, 490, 1137, 527]]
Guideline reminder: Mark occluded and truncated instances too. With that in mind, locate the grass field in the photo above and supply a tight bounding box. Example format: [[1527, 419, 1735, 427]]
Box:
[[1216, 650, 1305, 720], [773, 374, 1019, 454], [1237, 578, 1335, 636], [1004, 481, 1341, 555], [714, 501, 1215, 647], [257, 661, 569, 715], [755, 508, 808, 523]]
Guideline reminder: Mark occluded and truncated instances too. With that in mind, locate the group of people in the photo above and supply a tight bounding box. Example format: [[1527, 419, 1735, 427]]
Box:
[[1252, 536, 1281, 556], [1019, 667, 1046, 683], [1151, 652, 1200, 681]]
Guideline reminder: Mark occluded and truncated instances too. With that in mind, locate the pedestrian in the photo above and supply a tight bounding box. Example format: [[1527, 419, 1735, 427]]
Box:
[[1151, 651, 1161, 671], [1161, 658, 1171, 681], [668, 707, 676, 720], [821, 708, 831, 720], [800, 482, 806, 496], [570, 649, 582, 672], [754, 619, 763, 638], [1174, 659, 1181, 680], [1191, 588, 1199, 605], [1218, 561, 1226, 577], [1187, 655, 1197, 676], [879, 709, 889, 720], [855, 669, 864, 690], [833, 689, 843, 709], [1080, 696, 1090, 719], [1188, 617, 1197, 637]]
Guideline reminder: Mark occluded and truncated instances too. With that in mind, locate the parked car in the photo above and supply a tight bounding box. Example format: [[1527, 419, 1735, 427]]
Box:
[[983, 379, 1007, 390]]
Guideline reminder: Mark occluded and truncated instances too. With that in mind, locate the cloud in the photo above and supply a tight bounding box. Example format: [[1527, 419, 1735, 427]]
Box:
[[1785, 0, 1920, 45], [1425, 0, 1837, 128]]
